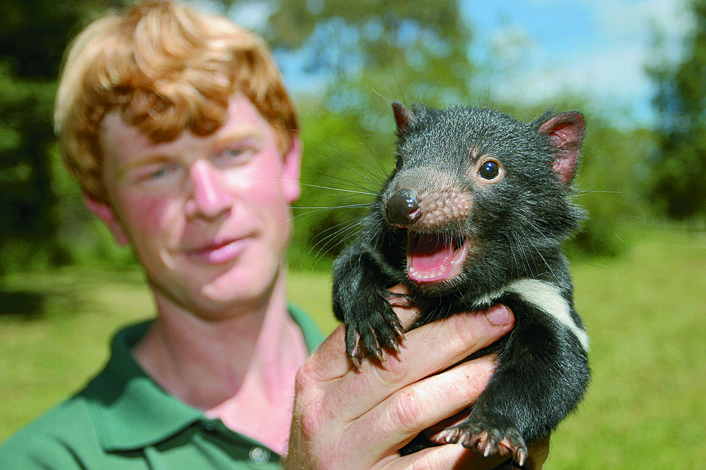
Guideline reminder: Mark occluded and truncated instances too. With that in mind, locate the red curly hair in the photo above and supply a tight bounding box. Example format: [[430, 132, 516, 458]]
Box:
[[55, 0, 299, 203]]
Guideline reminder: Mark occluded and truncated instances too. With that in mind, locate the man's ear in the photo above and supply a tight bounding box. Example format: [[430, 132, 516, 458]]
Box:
[[282, 135, 303, 203], [83, 193, 130, 246]]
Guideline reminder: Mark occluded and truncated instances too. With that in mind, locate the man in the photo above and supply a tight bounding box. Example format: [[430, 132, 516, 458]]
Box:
[[0, 1, 546, 468]]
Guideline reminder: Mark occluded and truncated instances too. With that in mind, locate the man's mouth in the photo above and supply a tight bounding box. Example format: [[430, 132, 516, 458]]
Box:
[[406, 232, 470, 284], [186, 238, 246, 264]]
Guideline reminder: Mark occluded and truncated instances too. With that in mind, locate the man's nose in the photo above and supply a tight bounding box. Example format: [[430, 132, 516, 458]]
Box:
[[186, 160, 233, 219]]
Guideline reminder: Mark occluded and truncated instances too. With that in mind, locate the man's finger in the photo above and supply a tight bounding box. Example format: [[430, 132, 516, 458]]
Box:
[[349, 354, 499, 457], [297, 323, 350, 383], [386, 441, 509, 470], [325, 305, 513, 423]]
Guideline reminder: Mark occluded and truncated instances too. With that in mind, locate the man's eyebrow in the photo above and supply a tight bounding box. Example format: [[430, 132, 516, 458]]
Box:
[[115, 127, 268, 176], [212, 127, 265, 147], [119, 153, 174, 172]]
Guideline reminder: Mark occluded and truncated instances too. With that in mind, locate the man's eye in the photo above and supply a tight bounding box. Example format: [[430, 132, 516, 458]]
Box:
[[224, 148, 245, 157], [149, 165, 175, 179], [133, 162, 180, 186], [216, 146, 255, 166]]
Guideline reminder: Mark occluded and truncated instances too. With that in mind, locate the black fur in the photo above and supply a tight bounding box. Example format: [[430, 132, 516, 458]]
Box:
[[332, 102, 590, 467]]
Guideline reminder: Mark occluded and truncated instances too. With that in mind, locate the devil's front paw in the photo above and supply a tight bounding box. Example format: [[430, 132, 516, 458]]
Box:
[[437, 419, 528, 467], [344, 304, 405, 367]]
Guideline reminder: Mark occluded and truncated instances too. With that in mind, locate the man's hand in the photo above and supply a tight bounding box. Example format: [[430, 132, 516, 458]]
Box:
[[284, 301, 550, 469]]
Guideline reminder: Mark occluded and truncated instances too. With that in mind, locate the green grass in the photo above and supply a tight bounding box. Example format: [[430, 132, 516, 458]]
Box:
[[549, 226, 706, 469], [1, 225, 704, 468]]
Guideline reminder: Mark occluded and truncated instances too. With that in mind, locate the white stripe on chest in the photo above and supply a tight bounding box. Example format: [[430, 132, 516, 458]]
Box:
[[477, 279, 589, 350]]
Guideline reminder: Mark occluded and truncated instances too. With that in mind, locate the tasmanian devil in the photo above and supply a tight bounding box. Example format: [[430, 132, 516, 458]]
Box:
[[332, 101, 590, 467]]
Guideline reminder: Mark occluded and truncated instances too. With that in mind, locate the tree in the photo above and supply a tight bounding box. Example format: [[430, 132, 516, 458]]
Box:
[[259, 0, 478, 266], [0, 0, 124, 277], [647, 0, 706, 221]]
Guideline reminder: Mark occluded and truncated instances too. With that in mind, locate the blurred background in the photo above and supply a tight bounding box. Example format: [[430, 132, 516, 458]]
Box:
[[1, 0, 704, 468]]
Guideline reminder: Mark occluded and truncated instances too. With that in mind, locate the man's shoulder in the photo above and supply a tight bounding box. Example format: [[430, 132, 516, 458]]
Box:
[[0, 396, 97, 468]]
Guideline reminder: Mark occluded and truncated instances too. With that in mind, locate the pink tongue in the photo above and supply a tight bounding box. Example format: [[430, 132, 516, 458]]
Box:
[[407, 234, 456, 282]]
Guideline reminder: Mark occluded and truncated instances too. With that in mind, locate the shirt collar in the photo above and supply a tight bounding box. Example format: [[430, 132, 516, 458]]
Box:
[[80, 321, 204, 451], [80, 307, 324, 452]]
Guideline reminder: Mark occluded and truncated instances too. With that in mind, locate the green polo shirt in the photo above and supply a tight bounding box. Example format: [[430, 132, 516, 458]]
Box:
[[0, 305, 325, 469]]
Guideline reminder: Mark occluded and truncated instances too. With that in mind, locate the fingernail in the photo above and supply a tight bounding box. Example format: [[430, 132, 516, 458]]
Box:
[[484, 304, 512, 327]]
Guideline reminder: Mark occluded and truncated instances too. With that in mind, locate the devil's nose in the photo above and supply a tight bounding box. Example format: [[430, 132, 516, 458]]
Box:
[[386, 188, 421, 226]]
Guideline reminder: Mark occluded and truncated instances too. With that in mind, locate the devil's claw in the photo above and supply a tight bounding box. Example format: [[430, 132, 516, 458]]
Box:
[[439, 423, 528, 468], [344, 306, 405, 367]]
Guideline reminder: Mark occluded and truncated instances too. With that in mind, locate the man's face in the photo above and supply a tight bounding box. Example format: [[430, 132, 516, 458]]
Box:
[[92, 94, 302, 318]]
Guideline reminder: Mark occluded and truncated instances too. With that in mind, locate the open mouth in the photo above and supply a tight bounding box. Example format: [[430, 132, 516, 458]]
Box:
[[406, 232, 470, 284]]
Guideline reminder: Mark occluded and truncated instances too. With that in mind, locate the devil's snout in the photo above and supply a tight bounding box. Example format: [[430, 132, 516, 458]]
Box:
[[386, 188, 421, 226]]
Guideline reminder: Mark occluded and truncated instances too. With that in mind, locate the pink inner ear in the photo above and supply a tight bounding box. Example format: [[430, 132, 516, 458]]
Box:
[[552, 155, 578, 184], [550, 123, 581, 184], [392, 101, 417, 134], [548, 124, 576, 148], [538, 112, 585, 185]]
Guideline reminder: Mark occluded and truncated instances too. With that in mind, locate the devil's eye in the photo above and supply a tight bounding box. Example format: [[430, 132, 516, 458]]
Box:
[[479, 160, 501, 180]]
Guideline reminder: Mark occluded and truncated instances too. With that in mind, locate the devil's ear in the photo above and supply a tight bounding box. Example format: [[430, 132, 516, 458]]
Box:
[[392, 101, 417, 134], [536, 111, 585, 184]]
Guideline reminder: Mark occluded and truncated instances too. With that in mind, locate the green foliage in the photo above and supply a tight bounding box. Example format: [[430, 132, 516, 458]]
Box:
[[647, 0, 706, 220], [266, 0, 476, 111], [0, 61, 65, 275], [289, 96, 396, 270], [266, 0, 470, 72], [569, 119, 656, 258], [0, 0, 120, 277]]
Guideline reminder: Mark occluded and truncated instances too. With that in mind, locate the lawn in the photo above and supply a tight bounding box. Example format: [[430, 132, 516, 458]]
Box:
[[0, 225, 704, 468]]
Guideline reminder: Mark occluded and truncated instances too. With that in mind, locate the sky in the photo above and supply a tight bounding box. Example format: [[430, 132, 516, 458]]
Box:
[[223, 0, 696, 127], [460, 0, 694, 126]]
